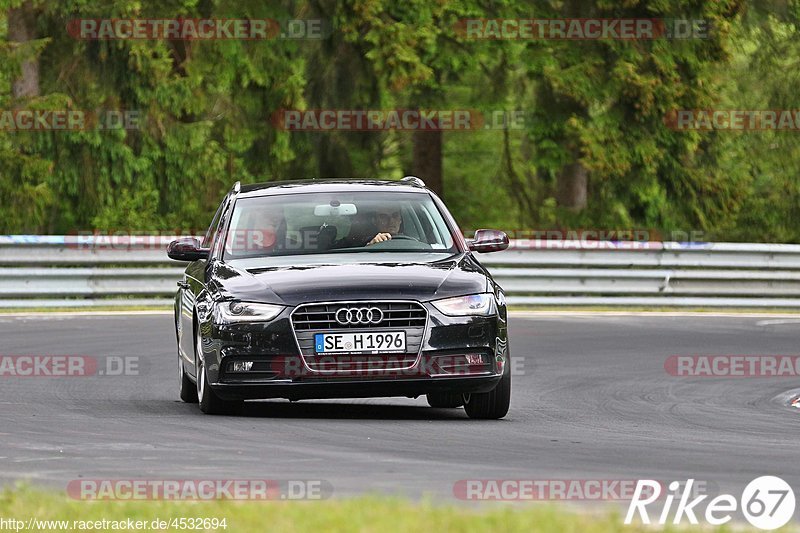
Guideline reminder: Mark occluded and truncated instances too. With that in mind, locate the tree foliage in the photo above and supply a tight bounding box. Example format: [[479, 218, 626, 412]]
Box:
[[0, 0, 797, 242]]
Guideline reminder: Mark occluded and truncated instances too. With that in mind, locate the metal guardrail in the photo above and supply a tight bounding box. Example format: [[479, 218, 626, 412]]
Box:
[[3, 236, 800, 308]]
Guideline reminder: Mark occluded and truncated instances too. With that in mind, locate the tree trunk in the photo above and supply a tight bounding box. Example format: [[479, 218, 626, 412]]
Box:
[[412, 130, 443, 197], [8, 1, 40, 99], [556, 161, 588, 211]]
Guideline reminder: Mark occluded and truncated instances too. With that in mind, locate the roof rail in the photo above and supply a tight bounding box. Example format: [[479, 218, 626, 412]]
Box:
[[401, 176, 426, 188]]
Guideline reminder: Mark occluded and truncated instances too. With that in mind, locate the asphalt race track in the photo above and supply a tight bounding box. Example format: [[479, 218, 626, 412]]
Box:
[[1, 312, 799, 504]]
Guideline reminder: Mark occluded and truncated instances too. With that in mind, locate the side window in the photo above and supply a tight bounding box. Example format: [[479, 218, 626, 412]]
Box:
[[211, 198, 235, 259], [202, 195, 228, 248]]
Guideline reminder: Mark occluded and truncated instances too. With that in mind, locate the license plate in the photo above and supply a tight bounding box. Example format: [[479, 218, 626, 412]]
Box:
[[314, 331, 406, 354]]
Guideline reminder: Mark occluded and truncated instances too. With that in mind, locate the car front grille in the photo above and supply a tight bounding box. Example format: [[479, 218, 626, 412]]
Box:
[[291, 301, 427, 372], [292, 301, 427, 330]]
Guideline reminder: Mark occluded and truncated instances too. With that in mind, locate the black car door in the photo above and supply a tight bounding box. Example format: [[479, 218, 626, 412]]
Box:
[[178, 194, 228, 376]]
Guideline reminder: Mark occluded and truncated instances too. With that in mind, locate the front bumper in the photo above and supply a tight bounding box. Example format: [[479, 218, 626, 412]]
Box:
[[212, 374, 503, 401], [198, 300, 509, 401]]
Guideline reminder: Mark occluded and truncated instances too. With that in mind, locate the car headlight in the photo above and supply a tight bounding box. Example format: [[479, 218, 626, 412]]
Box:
[[431, 293, 495, 316], [213, 301, 283, 323]]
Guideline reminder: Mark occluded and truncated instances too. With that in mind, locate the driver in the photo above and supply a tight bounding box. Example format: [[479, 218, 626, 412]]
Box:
[[367, 207, 402, 245]]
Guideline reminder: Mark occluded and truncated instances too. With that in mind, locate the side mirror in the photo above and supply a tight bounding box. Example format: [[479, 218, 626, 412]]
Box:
[[468, 229, 509, 253], [167, 237, 209, 261]]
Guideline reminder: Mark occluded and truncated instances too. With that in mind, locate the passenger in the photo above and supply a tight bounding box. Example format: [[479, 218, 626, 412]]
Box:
[[228, 209, 284, 254]]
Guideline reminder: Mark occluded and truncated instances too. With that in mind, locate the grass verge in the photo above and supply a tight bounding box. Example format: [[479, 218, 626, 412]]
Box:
[[0, 487, 748, 532]]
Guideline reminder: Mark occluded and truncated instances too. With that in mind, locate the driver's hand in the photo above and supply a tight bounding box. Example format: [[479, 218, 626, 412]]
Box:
[[367, 233, 392, 246]]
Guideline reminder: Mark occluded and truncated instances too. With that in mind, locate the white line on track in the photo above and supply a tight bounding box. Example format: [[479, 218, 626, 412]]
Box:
[[0, 310, 172, 319], [512, 310, 800, 318], [755, 318, 800, 326]]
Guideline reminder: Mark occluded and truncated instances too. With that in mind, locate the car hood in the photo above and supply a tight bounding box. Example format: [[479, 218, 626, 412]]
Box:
[[208, 254, 489, 306]]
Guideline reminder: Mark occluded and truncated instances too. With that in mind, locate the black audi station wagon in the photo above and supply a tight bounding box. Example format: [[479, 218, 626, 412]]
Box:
[[168, 177, 512, 418]]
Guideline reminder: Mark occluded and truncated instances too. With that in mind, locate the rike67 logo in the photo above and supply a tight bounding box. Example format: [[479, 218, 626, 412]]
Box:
[[625, 476, 795, 530]]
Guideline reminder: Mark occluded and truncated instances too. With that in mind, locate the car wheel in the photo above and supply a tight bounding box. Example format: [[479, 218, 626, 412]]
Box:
[[463, 359, 511, 420], [179, 355, 198, 403], [426, 392, 464, 408], [195, 324, 242, 415]]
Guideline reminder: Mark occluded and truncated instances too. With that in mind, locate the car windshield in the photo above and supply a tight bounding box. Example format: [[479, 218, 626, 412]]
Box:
[[222, 191, 459, 261]]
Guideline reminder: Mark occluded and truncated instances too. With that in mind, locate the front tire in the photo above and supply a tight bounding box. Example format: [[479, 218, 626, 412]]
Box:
[[463, 359, 511, 420], [426, 392, 464, 408], [195, 324, 242, 415]]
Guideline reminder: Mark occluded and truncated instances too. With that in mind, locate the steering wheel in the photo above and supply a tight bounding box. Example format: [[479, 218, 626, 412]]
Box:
[[367, 234, 429, 249], [389, 234, 421, 242]]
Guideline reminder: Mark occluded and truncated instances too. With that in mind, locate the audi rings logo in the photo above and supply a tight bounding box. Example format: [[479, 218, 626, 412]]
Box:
[[335, 307, 384, 325]]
